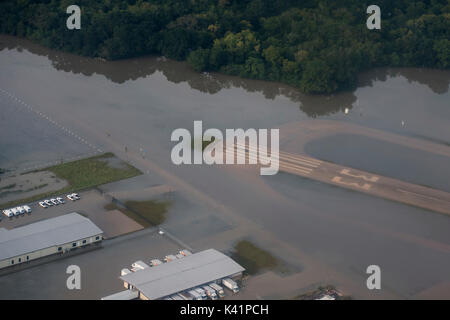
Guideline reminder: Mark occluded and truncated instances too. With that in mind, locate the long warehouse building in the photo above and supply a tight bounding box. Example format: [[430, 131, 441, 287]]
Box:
[[121, 248, 245, 300], [0, 212, 103, 269]]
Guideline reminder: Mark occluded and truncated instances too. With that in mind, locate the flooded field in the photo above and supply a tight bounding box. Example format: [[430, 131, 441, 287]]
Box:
[[0, 35, 449, 299]]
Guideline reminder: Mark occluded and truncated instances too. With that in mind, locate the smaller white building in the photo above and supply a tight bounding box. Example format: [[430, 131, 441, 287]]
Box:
[[0, 212, 103, 269]]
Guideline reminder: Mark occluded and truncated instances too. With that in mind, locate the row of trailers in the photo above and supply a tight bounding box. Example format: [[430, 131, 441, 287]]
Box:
[[125, 250, 240, 300], [102, 249, 242, 300]]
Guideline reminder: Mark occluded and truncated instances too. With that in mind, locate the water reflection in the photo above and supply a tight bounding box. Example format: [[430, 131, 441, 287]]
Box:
[[358, 67, 450, 95], [1, 35, 448, 118]]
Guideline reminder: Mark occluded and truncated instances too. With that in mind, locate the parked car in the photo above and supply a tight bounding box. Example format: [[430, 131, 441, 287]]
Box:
[[56, 197, 65, 204], [39, 201, 48, 208], [11, 208, 20, 216], [23, 205, 32, 213], [50, 198, 59, 205], [67, 193, 80, 201], [44, 199, 53, 206]]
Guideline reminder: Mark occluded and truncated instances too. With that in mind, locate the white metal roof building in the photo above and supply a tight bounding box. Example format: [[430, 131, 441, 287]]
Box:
[[120, 248, 244, 300], [0, 212, 103, 269]]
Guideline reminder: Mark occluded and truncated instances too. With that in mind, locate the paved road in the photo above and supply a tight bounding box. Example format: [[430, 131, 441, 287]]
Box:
[[224, 141, 450, 216]]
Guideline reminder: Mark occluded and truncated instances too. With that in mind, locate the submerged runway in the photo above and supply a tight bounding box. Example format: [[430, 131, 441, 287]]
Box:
[[222, 141, 450, 216]]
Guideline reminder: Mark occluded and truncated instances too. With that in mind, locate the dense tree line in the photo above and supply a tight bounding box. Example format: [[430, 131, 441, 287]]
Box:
[[1, 0, 449, 93]]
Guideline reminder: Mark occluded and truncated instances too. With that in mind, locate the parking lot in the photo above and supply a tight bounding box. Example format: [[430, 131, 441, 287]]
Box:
[[0, 230, 182, 299], [0, 189, 143, 238]]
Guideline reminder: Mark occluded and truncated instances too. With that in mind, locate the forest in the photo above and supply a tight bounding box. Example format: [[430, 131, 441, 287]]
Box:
[[1, 0, 449, 93]]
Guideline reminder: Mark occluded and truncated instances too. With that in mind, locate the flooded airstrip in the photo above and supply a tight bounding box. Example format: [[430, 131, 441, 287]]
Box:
[[1, 35, 449, 299]]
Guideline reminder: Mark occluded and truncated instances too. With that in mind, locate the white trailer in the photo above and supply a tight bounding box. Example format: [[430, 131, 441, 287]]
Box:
[[222, 278, 239, 293], [209, 283, 225, 298], [178, 292, 194, 300], [202, 285, 218, 300], [188, 290, 203, 300], [194, 287, 207, 299]]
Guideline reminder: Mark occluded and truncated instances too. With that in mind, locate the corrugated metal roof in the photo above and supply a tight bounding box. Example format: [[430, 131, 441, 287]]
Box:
[[120, 249, 244, 300], [0, 212, 103, 261]]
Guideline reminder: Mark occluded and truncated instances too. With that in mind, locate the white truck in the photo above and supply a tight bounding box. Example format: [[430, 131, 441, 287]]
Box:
[[179, 249, 192, 256], [121, 268, 132, 276], [16, 206, 25, 214], [164, 254, 177, 262], [150, 259, 163, 266], [194, 287, 207, 299], [202, 285, 218, 300], [188, 290, 203, 300], [131, 260, 150, 271], [11, 207, 19, 216], [23, 205, 32, 213], [222, 278, 239, 293], [209, 283, 225, 298], [2, 209, 13, 218]]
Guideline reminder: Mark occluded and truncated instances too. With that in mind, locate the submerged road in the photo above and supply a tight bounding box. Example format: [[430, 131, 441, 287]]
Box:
[[223, 141, 450, 216]]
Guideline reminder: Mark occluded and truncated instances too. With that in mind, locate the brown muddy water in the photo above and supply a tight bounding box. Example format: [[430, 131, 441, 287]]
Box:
[[0, 35, 450, 299]]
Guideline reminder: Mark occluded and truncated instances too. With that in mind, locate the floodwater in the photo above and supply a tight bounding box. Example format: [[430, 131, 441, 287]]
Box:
[[0, 35, 450, 299], [305, 134, 450, 193]]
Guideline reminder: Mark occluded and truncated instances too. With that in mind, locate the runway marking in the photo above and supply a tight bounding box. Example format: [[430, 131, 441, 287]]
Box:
[[0, 88, 103, 169], [222, 144, 314, 175], [396, 188, 450, 204], [332, 176, 372, 190], [232, 142, 321, 168], [340, 168, 379, 182]]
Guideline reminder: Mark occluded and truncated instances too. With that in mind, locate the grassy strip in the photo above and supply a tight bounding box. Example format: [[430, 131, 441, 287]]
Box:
[[0, 153, 141, 209], [231, 240, 279, 275], [104, 200, 171, 228], [0, 183, 16, 191]]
